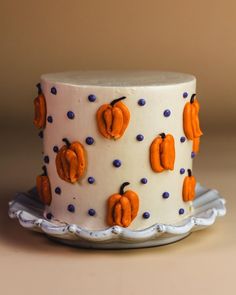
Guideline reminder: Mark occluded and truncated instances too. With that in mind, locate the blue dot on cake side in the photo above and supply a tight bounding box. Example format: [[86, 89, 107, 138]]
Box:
[[180, 168, 185, 175], [136, 134, 144, 141], [163, 109, 171, 117], [46, 212, 53, 220], [55, 187, 61, 195], [183, 92, 188, 98], [86, 137, 95, 145], [88, 177, 95, 184], [67, 204, 75, 213], [51, 87, 57, 95], [88, 94, 96, 102], [88, 209, 96, 216], [47, 116, 53, 123], [67, 111, 75, 119], [180, 136, 186, 143], [53, 146, 59, 153], [140, 178, 148, 184], [44, 155, 49, 164], [179, 208, 185, 215], [162, 192, 170, 199], [138, 98, 146, 106], [113, 159, 121, 168], [191, 152, 196, 158], [143, 212, 150, 219]]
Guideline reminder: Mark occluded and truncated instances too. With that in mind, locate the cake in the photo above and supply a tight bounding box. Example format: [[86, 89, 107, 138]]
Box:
[[34, 71, 202, 231]]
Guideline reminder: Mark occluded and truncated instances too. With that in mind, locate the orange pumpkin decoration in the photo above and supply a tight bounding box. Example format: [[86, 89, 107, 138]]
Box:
[[183, 94, 203, 153], [107, 182, 139, 227], [193, 137, 200, 154], [33, 83, 47, 129], [182, 169, 196, 202], [150, 133, 175, 172], [96, 96, 130, 139], [55, 138, 86, 183], [36, 166, 52, 205]]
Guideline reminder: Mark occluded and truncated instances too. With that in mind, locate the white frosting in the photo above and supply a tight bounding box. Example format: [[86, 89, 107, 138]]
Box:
[[41, 71, 195, 87], [40, 71, 196, 230], [8, 183, 226, 249]]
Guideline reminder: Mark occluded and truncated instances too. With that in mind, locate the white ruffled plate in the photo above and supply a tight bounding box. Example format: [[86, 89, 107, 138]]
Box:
[[8, 183, 226, 249]]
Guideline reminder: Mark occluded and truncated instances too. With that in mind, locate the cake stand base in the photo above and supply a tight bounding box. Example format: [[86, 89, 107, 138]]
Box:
[[8, 183, 226, 249]]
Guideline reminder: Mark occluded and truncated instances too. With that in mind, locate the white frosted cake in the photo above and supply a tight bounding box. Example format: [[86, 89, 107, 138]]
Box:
[[34, 71, 203, 231]]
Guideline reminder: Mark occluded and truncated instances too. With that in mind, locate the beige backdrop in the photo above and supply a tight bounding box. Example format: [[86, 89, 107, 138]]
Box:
[[1, 0, 236, 132], [0, 1, 236, 295]]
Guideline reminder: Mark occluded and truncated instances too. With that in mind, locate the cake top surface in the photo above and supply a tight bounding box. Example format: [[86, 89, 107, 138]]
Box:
[[41, 71, 196, 87]]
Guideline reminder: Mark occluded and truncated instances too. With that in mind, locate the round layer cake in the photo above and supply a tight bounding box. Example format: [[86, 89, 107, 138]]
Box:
[[34, 71, 202, 231]]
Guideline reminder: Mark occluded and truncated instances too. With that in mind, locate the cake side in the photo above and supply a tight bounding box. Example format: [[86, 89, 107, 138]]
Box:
[[35, 71, 199, 230]]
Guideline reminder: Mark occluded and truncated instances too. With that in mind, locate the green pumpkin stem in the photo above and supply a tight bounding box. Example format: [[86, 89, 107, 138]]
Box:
[[36, 83, 42, 95], [187, 169, 192, 177], [110, 96, 126, 107], [62, 138, 71, 147], [190, 94, 196, 104], [119, 182, 130, 195]]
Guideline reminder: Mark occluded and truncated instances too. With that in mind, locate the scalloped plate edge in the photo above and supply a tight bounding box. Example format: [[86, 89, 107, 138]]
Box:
[[8, 183, 226, 249]]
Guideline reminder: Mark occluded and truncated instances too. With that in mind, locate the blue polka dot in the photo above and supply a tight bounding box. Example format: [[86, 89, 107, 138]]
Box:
[[180, 136, 186, 143], [38, 131, 43, 138], [46, 213, 53, 220], [67, 111, 75, 119], [88, 177, 95, 184], [88, 94, 96, 102], [88, 209, 96, 216], [180, 168, 185, 175], [183, 92, 188, 98], [86, 137, 94, 145], [47, 116, 53, 123], [138, 98, 146, 106], [163, 109, 171, 117], [191, 152, 196, 158], [143, 212, 150, 219], [53, 146, 59, 153], [44, 155, 49, 164], [55, 187, 61, 195], [136, 134, 144, 141], [67, 204, 75, 213], [113, 159, 121, 168], [51, 87, 57, 95], [140, 178, 148, 184], [162, 192, 170, 199], [179, 208, 185, 215]]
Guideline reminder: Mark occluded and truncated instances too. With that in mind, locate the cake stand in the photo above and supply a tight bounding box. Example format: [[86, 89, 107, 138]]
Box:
[[8, 183, 226, 249]]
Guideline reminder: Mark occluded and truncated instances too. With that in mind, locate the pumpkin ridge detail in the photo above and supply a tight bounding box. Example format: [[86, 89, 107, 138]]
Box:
[[97, 104, 112, 139], [115, 101, 130, 138], [150, 133, 175, 173], [33, 83, 47, 129], [193, 137, 200, 153], [36, 166, 52, 205], [107, 182, 139, 227], [182, 169, 196, 202], [120, 196, 132, 227], [96, 97, 130, 140], [114, 202, 122, 226], [55, 138, 86, 183], [111, 107, 123, 137], [183, 94, 203, 153], [103, 107, 113, 135]]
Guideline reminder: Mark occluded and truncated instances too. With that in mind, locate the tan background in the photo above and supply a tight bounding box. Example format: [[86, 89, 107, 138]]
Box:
[[0, 1, 235, 295]]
